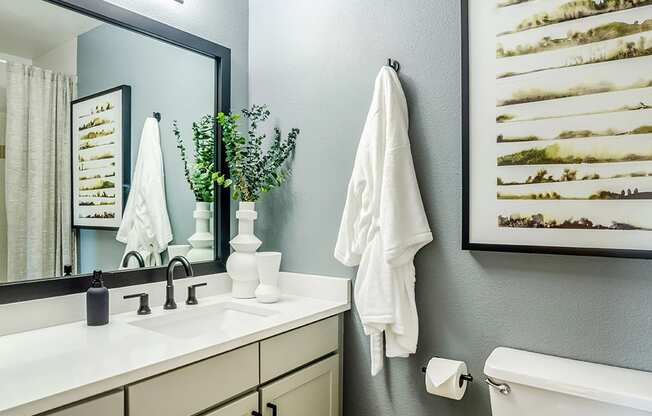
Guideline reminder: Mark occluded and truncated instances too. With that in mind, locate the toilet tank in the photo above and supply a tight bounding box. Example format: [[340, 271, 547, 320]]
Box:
[[484, 347, 652, 416]]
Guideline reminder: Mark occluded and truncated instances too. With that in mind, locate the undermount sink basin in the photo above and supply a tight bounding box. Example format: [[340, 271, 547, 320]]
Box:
[[129, 302, 276, 339]]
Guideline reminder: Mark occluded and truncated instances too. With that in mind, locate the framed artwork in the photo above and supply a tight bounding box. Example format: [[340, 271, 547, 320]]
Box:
[[463, 1, 652, 258], [71, 85, 131, 230]]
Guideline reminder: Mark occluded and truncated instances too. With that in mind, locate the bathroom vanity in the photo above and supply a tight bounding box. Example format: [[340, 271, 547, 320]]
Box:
[[0, 273, 350, 416], [0, 3, 352, 415], [47, 319, 339, 416]]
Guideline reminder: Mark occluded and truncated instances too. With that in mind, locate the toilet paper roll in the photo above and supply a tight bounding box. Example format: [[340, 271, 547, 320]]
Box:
[[424, 357, 468, 400]]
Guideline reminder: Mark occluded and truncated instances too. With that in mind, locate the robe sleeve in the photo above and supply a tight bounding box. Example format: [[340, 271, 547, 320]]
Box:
[[381, 142, 432, 267], [140, 148, 173, 253], [116, 154, 142, 244], [334, 113, 380, 267]]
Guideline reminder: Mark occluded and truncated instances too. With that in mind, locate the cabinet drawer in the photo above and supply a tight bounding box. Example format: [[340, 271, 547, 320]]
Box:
[[260, 316, 339, 383], [128, 344, 259, 416], [43, 390, 124, 416], [202, 392, 259, 416]]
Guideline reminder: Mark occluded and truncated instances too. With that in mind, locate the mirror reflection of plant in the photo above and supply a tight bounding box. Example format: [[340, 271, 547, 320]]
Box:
[[215, 105, 300, 202], [173, 115, 217, 203]]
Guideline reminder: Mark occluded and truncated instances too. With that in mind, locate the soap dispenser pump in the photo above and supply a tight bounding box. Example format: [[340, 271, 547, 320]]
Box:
[[87, 270, 109, 326]]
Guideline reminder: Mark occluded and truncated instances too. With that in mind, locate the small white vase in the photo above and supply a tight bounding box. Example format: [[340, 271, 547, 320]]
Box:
[[186, 201, 214, 262], [255, 252, 282, 303], [226, 202, 261, 298]]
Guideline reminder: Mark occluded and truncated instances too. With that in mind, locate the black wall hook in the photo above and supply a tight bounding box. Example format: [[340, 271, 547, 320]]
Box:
[[387, 58, 401, 73], [153, 112, 161, 122]]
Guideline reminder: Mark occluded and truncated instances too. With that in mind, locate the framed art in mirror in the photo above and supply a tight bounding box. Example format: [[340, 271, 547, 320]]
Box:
[[72, 85, 131, 230], [462, 0, 652, 259]]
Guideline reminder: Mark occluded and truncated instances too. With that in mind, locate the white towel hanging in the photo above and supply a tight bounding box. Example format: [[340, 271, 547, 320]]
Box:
[[116, 117, 173, 268], [334, 66, 432, 376]]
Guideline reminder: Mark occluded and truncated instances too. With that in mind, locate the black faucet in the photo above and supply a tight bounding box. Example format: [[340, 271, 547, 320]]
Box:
[[164, 256, 194, 310], [122, 251, 145, 268]]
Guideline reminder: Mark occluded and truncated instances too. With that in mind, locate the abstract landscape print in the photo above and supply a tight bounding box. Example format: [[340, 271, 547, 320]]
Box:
[[71, 87, 127, 229], [467, 0, 652, 253]]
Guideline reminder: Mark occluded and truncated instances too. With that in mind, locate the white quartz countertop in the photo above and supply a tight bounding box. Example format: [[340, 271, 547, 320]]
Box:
[[0, 273, 350, 416]]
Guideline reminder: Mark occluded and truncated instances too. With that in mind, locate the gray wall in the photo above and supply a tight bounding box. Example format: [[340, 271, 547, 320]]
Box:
[[249, 1, 652, 415], [105, 0, 249, 114], [77, 24, 214, 272]]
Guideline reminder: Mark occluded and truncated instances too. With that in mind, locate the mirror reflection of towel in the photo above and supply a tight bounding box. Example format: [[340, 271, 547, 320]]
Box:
[[116, 117, 173, 268]]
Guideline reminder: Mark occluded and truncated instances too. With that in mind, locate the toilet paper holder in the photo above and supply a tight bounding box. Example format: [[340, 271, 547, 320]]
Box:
[[421, 366, 474, 388]]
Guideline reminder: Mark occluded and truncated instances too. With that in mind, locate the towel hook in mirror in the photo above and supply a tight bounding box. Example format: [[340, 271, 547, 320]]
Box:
[[387, 58, 400, 73], [153, 112, 161, 122]]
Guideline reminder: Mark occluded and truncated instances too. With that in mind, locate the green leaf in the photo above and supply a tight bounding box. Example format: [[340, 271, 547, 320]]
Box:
[[190, 105, 300, 203]]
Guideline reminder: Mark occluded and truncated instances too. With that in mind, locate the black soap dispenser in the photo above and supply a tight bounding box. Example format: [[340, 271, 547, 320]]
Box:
[[87, 270, 109, 326]]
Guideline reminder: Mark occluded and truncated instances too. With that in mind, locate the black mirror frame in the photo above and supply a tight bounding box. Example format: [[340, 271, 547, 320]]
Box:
[[0, 0, 231, 304]]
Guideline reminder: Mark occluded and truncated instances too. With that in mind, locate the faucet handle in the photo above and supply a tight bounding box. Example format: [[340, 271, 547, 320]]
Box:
[[123, 293, 151, 315], [186, 283, 207, 305]]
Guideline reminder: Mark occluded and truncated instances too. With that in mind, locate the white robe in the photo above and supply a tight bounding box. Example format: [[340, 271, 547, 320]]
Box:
[[116, 117, 173, 268], [334, 67, 432, 376]]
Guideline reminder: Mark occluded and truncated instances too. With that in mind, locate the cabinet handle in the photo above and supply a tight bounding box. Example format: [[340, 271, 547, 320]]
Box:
[[251, 412, 262, 416], [267, 403, 278, 416]]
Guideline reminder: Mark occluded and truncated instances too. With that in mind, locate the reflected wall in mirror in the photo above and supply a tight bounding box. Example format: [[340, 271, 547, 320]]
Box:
[[0, 0, 217, 284]]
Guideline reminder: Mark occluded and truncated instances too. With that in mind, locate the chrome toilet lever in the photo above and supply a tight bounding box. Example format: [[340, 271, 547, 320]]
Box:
[[485, 377, 511, 395]]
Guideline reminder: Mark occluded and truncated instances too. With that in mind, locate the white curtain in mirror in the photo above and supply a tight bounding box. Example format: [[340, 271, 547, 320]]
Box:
[[0, 111, 6, 283], [5, 63, 76, 281]]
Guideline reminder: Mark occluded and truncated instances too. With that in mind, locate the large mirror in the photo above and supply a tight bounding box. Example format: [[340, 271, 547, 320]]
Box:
[[0, 0, 227, 288]]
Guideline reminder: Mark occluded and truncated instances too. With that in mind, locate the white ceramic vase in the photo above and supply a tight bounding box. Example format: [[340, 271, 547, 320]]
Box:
[[255, 252, 282, 303], [186, 201, 214, 262], [226, 202, 261, 298]]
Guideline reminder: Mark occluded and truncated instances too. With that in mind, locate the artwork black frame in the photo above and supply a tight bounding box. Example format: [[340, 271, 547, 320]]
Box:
[[0, 0, 231, 304], [71, 85, 131, 231], [460, 0, 652, 260]]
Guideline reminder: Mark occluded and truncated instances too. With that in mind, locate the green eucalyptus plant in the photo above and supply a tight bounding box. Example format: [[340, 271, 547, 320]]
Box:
[[214, 105, 300, 202], [173, 115, 216, 203]]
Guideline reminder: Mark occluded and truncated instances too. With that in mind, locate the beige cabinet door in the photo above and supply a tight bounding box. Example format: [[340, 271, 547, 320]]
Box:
[[260, 355, 339, 416], [203, 392, 259, 416], [43, 390, 124, 416]]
